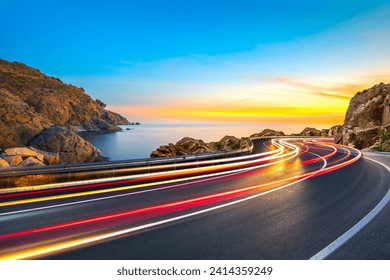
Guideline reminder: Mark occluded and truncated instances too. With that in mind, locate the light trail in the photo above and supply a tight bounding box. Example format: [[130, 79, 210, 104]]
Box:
[[0, 140, 364, 260], [0, 140, 284, 194], [0, 140, 298, 207]]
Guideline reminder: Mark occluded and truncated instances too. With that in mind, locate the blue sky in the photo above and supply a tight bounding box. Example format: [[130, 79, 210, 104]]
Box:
[[1, 0, 390, 128]]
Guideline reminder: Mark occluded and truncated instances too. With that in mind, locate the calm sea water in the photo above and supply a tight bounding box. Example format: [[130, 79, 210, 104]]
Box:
[[81, 123, 311, 160]]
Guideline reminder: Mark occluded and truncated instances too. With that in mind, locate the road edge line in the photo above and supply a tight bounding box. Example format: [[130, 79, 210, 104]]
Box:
[[310, 156, 390, 260]]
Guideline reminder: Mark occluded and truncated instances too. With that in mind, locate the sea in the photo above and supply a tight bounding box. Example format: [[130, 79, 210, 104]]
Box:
[[81, 123, 307, 160]]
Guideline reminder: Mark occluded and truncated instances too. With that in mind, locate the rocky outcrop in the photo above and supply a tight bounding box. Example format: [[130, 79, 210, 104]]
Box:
[[329, 125, 343, 143], [321, 129, 329, 137], [20, 157, 46, 167], [0, 147, 47, 166], [250, 129, 285, 138], [4, 156, 23, 166], [0, 158, 10, 167], [213, 135, 251, 150], [29, 147, 60, 165], [151, 137, 213, 158], [150, 136, 251, 158], [0, 58, 130, 165], [4, 147, 41, 158], [300, 127, 321, 136], [337, 83, 390, 149], [29, 126, 106, 164]]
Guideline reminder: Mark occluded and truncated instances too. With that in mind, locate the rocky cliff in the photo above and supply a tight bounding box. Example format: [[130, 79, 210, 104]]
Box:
[[0, 59, 130, 164], [150, 136, 251, 158], [336, 83, 390, 150]]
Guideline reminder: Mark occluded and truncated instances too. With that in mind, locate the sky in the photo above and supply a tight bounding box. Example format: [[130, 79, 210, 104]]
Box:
[[1, 0, 390, 131]]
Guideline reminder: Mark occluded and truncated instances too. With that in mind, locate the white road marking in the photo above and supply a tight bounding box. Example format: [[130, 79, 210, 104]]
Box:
[[310, 156, 390, 260]]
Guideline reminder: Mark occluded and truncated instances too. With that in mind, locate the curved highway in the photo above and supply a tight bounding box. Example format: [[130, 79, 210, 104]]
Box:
[[0, 138, 389, 260]]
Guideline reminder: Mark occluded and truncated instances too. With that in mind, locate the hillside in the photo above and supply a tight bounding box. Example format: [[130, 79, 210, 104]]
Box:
[[336, 82, 390, 151], [0, 59, 130, 164]]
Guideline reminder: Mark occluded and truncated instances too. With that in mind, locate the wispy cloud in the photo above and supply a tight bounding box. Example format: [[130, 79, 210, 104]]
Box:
[[63, 5, 390, 128]]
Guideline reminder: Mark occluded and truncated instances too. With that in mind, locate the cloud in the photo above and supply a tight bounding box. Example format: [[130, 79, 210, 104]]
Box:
[[64, 4, 390, 127]]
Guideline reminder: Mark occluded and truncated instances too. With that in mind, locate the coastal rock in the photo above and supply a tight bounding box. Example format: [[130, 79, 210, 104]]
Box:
[[300, 127, 321, 136], [151, 137, 214, 158], [175, 137, 213, 154], [4, 156, 23, 166], [0, 158, 10, 167], [0, 88, 51, 148], [29, 126, 106, 164], [150, 143, 181, 158], [4, 147, 39, 158], [150, 136, 251, 158], [321, 129, 330, 137], [337, 83, 390, 149], [211, 136, 250, 150], [20, 157, 46, 167], [29, 147, 61, 165], [329, 125, 343, 143], [0, 58, 130, 163], [250, 129, 285, 138]]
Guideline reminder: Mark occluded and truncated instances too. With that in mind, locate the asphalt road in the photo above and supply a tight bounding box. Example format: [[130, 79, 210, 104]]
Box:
[[0, 139, 389, 260]]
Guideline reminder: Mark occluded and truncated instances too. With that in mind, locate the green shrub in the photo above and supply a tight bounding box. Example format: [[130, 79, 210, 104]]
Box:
[[230, 143, 241, 150], [212, 141, 222, 149], [379, 129, 390, 142]]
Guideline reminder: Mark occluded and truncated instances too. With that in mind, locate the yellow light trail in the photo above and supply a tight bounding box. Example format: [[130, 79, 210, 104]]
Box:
[[0, 140, 296, 207]]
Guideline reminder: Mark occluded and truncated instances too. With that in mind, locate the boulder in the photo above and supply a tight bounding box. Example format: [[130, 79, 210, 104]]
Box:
[[329, 125, 343, 143], [250, 129, 285, 138], [0, 158, 10, 167], [212, 135, 250, 150], [300, 127, 321, 136], [175, 137, 214, 155], [29, 147, 61, 165], [150, 143, 180, 158], [29, 126, 106, 164], [4, 147, 39, 158], [4, 155, 23, 166], [337, 83, 390, 149], [150, 135, 251, 158], [20, 157, 46, 167]]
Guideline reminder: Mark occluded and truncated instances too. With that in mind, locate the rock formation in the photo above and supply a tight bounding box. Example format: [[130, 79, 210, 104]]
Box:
[[321, 129, 330, 137], [0, 58, 130, 164], [300, 127, 322, 137], [250, 129, 285, 138], [150, 136, 251, 158], [329, 125, 343, 143], [29, 126, 106, 164], [0, 147, 49, 167], [336, 83, 390, 150]]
